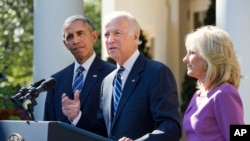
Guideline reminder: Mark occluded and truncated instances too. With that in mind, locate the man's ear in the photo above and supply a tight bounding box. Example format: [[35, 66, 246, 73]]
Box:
[[135, 30, 139, 40], [92, 30, 98, 42], [133, 30, 140, 43], [63, 40, 70, 50]]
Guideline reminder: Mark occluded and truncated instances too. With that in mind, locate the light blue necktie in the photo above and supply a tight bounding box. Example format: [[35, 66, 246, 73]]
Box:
[[73, 66, 85, 93], [113, 67, 125, 116]]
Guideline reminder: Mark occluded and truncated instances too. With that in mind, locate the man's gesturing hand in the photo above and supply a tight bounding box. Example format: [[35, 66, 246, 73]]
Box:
[[62, 90, 80, 121]]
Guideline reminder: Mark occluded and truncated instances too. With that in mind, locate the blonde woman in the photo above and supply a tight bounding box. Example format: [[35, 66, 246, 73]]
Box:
[[182, 25, 244, 141]]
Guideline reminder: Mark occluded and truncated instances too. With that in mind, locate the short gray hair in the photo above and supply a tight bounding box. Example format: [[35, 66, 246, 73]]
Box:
[[62, 15, 94, 37]]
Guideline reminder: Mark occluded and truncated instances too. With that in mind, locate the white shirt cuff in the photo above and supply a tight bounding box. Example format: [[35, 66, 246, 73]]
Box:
[[71, 111, 82, 126]]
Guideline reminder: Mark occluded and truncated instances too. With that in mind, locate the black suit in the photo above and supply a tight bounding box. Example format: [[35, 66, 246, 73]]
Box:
[[100, 53, 181, 141], [44, 56, 115, 137]]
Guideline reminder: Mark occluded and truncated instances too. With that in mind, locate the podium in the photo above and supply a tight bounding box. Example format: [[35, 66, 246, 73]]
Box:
[[0, 120, 112, 141]]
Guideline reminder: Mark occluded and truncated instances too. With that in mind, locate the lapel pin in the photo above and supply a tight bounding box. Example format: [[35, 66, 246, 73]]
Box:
[[93, 75, 97, 77]]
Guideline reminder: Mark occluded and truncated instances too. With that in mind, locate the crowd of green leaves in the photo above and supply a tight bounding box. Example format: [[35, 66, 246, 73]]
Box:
[[84, 0, 102, 57], [0, 0, 33, 109]]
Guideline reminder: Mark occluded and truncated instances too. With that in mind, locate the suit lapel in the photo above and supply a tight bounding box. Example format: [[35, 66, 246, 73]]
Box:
[[79, 57, 102, 108], [65, 63, 75, 99]]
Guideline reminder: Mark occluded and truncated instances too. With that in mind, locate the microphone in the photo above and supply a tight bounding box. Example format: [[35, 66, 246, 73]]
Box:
[[11, 78, 46, 105], [20, 77, 56, 111], [33, 77, 56, 96], [21, 77, 56, 100]]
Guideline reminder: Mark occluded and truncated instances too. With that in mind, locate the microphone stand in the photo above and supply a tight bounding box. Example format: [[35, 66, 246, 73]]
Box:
[[27, 101, 36, 120], [11, 78, 56, 120], [11, 79, 46, 120], [26, 101, 35, 120], [20, 88, 40, 120]]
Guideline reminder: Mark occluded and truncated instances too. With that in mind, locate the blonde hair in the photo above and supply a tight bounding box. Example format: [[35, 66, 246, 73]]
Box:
[[185, 25, 241, 89]]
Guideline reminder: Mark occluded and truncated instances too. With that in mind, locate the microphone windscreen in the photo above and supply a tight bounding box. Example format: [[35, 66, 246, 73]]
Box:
[[31, 78, 46, 87], [41, 78, 56, 91]]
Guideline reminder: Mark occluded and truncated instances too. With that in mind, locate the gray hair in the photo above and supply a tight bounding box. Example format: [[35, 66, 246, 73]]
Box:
[[62, 15, 94, 37]]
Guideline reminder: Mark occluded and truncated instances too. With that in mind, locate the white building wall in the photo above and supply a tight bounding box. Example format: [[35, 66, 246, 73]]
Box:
[[166, 0, 181, 95], [189, 0, 211, 30], [101, 0, 116, 60], [33, 0, 83, 120], [217, 0, 250, 124]]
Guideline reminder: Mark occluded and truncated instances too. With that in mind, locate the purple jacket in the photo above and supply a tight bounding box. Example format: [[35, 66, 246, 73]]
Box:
[[183, 83, 244, 141]]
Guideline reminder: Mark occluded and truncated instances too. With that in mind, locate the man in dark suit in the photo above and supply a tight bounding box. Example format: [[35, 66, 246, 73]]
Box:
[[100, 11, 182, 141], [43, 15, 115, 137]]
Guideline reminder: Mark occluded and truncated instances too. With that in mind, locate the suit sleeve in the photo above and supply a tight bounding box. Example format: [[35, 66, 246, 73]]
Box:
[[44, 88, 56, 121]]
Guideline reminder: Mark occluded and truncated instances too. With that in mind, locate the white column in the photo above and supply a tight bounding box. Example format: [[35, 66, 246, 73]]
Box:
[[217, 0, 250, 124], [101, 0, 116, 60], [166, 0, 181, 93], [33, 0, 83, 120]]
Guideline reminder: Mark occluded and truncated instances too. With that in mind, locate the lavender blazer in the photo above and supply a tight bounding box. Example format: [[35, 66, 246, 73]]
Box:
[[183, 83, 244, 141]]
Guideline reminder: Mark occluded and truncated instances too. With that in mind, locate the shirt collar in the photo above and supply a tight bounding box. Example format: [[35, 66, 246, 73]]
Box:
[[117, 50, 139, 72], [74, 52, 96, 72]]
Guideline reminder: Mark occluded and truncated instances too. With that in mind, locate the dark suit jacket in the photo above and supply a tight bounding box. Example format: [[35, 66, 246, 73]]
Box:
[[100, 53, 181, 141], [44, 56, 115, 137]]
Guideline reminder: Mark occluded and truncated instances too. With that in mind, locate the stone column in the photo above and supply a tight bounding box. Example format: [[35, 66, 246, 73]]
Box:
[[33, 0, 84, 120], [217, 0, 250, 123]]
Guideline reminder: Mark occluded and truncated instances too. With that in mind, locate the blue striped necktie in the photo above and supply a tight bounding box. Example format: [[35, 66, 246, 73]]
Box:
[[73, 66, 85, 93], [113, 67, 125, 116]]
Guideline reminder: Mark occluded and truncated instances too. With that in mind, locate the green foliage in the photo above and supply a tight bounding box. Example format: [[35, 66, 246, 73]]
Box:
[[138, 29, 151, 59], [83, 0, 102, 57], [204, 0, 216, 25], [0, 0, 33, 109]]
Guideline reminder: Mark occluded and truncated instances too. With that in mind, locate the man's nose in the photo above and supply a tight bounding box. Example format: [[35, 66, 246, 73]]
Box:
[[73, 36, 81, 44], [107, 35, 115, 43]]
